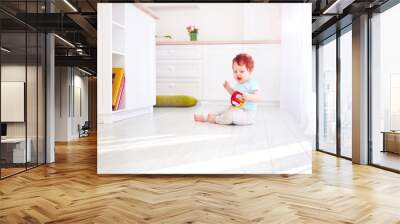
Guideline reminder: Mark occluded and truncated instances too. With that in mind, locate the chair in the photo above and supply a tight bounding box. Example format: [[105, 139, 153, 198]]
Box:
[[78, 121, 90, 138]]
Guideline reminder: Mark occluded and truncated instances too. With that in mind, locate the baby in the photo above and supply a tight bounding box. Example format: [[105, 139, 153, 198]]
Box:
[[194, 53, 260, 125]]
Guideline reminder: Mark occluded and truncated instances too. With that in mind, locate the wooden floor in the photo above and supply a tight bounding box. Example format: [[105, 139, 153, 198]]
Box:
[[0, 167, 26, 178], [1, 135, 400, 223]]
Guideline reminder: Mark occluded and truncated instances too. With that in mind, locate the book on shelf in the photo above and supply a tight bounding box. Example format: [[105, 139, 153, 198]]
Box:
[[116, 76, 126, 110], [112, 67, 125, 111]]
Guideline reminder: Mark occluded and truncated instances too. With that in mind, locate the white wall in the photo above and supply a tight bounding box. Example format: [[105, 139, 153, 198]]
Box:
[[55, 67, 89, 141], [125, 4, 156, 111], [55, 67, 69, 141], [1, 64, 46, 163], [150, 3, 281, 41], [280, 4, 314, 135], [201, 44, 281, 102], [1, 66, 26, 128], [71, 74, 89, 138], [196, 4, 243, 41], [243, 4, 281, 41], [1, 65, 39, 138], [97, 4, 113, 124]]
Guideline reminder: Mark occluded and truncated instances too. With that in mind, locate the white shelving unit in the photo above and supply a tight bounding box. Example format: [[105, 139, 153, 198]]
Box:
[[112, 4, 126, 112], [98, 3, 156, 124]]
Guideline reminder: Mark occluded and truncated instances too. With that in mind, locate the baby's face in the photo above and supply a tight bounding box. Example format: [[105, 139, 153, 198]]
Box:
[[232, 62, 252, 84]]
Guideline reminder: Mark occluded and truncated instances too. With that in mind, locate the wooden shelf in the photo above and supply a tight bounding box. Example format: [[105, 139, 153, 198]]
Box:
[[156, 40, 281, 45], [112, 50, 125, 56], [112, 21, 125, 29]]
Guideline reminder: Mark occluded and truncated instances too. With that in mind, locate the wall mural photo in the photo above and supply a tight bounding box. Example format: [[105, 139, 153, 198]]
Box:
[[97, 3, 314, 174]]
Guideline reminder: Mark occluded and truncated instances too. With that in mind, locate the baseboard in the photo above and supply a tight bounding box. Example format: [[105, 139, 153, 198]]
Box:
[[98, 113, 111, 124], [111, 106, 153, 123], [98, 106, 153, 124]]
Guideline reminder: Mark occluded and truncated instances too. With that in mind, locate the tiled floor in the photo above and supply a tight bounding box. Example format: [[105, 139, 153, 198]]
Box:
[[98, 105, 312, 174]]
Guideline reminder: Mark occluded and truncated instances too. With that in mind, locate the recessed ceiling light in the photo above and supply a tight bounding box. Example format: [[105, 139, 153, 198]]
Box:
[[1, 47, 11, 53], [54, 34, 75, 48], [63, 0, 78, 12], [78, 67, 93, 76], [322, 0, 355, 15]]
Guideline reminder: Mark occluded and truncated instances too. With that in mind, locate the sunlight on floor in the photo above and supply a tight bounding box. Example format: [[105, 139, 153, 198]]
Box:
[[99, 134, 175, 144], [99, 134, 233, 152], [151, 141, 312, 174]]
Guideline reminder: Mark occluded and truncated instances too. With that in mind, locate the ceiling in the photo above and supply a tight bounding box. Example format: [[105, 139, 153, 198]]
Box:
[[0, 0, 99, 74], [0, 0, 395, 75]]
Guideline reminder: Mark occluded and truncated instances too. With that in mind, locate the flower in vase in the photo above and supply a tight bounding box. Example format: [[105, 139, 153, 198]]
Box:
[[186, 25, 199, 34]]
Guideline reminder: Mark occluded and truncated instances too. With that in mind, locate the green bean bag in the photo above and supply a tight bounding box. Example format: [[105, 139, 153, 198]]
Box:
[[155, 95, 198, 107]]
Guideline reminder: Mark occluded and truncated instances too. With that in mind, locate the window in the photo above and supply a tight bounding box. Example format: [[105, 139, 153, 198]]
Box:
[[0, 1, 47, 179], [340, 28, 352, 158], [318, 36, 337, 155], [370, 2, 400, 171]]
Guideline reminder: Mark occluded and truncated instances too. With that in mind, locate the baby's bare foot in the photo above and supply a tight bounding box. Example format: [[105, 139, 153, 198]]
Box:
[[194, 114, 206, 122], [207, 113, 217, 123]]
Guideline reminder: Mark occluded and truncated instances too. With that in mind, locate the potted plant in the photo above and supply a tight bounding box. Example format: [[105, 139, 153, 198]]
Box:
[[186, 25, 199, 41]]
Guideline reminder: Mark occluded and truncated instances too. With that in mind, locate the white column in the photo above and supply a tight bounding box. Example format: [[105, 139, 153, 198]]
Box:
[[352, 14, 369, 164], [46, 33, 55, 163]]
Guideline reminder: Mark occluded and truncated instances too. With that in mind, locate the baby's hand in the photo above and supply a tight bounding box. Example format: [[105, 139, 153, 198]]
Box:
[[242, 92, 250, 101], [223, 80, 230, 89]]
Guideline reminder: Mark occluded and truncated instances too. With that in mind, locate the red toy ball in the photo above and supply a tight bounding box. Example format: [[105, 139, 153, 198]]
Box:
[[231, 91, 245, 109]]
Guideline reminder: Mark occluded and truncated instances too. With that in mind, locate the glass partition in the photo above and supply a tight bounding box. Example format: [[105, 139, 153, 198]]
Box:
[[371, 3, 400, 171], [27, 31, 38, 169], [317, 36, 337, 155], [38, 32, 45, 165], [0, 1, 46, 179], [1, 31, 28, 177], [340, 28, 352, 158]]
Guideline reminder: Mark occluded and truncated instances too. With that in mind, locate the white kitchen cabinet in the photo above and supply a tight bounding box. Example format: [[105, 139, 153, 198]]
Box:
[[156, 45, 202, 98], [157, 45, 202, 60], [157, 60, 202, 79], [98, 4, 156, 124]]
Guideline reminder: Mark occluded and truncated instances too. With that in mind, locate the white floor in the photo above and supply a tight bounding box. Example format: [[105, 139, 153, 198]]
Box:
[[98, 104, 312, 174]]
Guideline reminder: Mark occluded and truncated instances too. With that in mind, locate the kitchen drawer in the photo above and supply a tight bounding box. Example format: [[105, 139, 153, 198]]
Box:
[[157, 81, 201, 98], [156, 61, 202, 78], [157, 45, 203, 60]]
